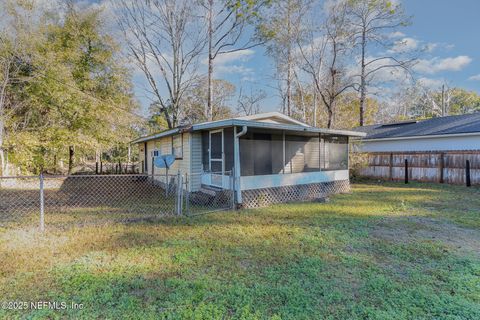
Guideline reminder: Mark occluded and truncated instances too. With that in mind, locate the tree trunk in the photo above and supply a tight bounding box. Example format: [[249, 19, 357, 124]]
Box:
[[68, 145, 74, 174], [53, 154, 57, 174], [327, 107, 333, 129], [207, 0, 214, 121], [359, 30, 367, 126], [0, 118, 5, 176], [286, 1, 292, 117], [0, 149, 5, 177]]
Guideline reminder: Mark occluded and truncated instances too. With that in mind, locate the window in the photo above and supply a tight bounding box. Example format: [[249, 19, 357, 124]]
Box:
[[151, 150, 160, 157], [172, 134, 183, 159]]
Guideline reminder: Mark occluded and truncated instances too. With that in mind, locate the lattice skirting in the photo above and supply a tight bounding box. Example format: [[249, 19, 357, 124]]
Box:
[[240, 180, 351, 208]]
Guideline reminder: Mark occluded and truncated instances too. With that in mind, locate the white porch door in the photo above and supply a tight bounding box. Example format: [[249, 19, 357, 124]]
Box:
[[209, 129, 224, 187]]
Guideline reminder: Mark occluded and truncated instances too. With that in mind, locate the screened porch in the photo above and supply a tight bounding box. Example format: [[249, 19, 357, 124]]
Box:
[[200, 127, 350, 190]]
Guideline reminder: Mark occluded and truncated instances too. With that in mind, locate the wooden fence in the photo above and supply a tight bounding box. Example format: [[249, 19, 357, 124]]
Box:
[[358, 151, 480, 185]]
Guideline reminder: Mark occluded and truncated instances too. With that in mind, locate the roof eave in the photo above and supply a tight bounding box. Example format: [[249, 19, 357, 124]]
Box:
[[360, 131, 480, 142], [192, 119, 366, 137], [131, 119, 366, 144], [130, 128, 181, 144]]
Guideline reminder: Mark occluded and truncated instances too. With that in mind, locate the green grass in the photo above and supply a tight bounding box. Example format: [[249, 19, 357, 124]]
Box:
[[0, 181, 479, 319]]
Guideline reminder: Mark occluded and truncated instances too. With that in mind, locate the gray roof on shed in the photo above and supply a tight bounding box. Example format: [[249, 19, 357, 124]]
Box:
[[353, 113, 480, 140]]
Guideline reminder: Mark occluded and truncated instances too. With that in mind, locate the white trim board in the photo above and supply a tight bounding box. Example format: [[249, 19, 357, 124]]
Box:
[[240, 170, 349, 190]]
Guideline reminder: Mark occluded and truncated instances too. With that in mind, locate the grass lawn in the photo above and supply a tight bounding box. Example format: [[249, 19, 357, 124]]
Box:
[[0, 181, 479, 319]]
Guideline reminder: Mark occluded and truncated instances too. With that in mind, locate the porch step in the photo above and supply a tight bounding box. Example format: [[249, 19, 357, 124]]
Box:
[[199, 186, 221, 196]]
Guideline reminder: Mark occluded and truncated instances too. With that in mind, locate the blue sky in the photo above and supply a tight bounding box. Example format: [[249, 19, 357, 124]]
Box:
[[127, 0, 480, 114]]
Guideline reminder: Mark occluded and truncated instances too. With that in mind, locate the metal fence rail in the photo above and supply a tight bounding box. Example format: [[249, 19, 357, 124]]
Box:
[[0, 172, 234, 230]]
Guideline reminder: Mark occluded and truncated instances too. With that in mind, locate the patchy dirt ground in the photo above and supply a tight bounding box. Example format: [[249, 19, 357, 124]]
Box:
[[371, 216, 480, 258]]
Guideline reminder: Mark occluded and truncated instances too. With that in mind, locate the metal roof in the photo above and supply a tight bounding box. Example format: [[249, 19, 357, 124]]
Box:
[[132, 115, 365, 144], [353, 113, 480, 140], [233, 111, 310, 127]]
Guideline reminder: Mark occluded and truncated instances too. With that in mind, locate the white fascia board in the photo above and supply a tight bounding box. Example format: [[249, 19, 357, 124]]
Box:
[[362, 132, 480, 142], [237, 112, 311, 127], [131, 128, 180, 144]]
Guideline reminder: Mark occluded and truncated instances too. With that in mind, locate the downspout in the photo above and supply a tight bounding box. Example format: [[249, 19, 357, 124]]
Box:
[[234, 125, 247, 205]]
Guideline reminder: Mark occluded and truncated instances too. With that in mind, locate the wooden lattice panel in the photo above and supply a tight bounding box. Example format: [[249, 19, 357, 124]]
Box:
[[241, 180, 350, 208]]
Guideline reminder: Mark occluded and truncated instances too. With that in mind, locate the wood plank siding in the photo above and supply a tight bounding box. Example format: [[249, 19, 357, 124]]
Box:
[[358, 151, 480, 185], [137, 133, 191, 182]]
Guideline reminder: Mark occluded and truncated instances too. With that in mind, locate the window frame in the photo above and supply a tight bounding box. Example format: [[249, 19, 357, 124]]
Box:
[[171, 134, 183, 160]]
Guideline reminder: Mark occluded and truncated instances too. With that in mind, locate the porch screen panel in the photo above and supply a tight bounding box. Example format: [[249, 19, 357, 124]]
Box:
[[271, 134, 284, 174], [224, 127, 234, 175], [323, 136, 348, 170], [285, 135, 320, 173], [240, 133, 282, 176], [210, 132, 222, 159], [202, 131, 209, 171], [253, 133, 272, 175]]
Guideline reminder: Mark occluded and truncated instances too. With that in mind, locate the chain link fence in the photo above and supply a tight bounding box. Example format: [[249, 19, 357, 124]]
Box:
[[0, 173, 234, 230], [183, 172, 235, 216]]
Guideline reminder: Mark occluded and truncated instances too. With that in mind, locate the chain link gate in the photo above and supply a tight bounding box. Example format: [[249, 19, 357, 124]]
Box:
[[1, 172, 235, 230]]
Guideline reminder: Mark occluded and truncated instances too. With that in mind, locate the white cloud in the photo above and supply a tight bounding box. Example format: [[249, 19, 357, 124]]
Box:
[[424, 43, 438, 53], [413, 55, 472, 74], [468, 74, 480, 81], [207, 49, 256, 78], [389, 37, 419, 53], [216, 64, 254, 76], [211, 50, 255, 65], [389, 31, 406, 39], [417, 77, 444, 89]]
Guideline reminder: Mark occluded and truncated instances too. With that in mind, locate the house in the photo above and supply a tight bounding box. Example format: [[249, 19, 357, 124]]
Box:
[[131, 112, 365, 208], [352, 113, 480, 185]]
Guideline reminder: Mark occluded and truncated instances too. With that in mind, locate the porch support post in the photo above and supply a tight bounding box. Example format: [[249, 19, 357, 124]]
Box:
[[282, 131, 286, 174], [234, 126, 247, 205]]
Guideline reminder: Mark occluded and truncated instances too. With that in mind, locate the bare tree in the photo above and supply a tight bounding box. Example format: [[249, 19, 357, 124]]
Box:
[[236, 87, 266, 116], [114, 0, 205, 129], [200, 0, 269, 121], [346, 0, 413, 126], [182, 77, 235, 123], [259, 0, 311, 116], [298, 0, 354, 128]]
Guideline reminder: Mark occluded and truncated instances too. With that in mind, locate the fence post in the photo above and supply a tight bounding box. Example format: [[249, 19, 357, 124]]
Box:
[[439, 153, 445, 183], [184, 173, 190, 215], [96, 162, 99, 174], [39, 173, 45, 232], [176, 171, 182, 215], [389, 153, 393, 181], [404, 159, 409, 184], [466, 160, 471, 187]]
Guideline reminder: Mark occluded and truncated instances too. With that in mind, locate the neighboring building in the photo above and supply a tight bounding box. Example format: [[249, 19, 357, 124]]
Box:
[[352, 113, 480, 185], [131, 112, 365, 208]]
